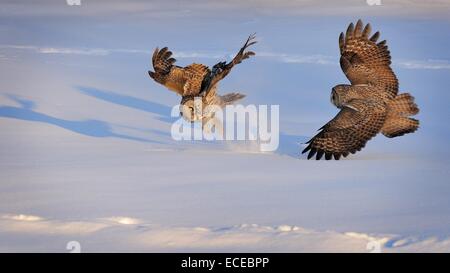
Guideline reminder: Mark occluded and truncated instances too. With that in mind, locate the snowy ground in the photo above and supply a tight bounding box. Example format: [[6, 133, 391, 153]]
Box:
[[0, 66, 449, 252], [0, 1, 450, 252]]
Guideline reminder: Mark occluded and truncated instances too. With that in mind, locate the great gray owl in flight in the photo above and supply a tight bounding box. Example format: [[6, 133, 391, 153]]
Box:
[[302, 20, 419, 160], [148, 34, 256, 123]]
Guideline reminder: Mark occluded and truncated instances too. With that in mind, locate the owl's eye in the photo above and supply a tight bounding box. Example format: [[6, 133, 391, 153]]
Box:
[[189, 107, 194, 112]]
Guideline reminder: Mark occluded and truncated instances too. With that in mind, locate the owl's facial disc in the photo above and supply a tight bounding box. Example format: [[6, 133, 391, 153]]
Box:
[[180, 97, 203, 122], [331, 88, 340, 107], [331, 84, 352, 108]]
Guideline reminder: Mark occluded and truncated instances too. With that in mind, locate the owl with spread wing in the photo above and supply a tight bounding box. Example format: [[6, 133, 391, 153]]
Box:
[[148, 34, 256, 124], [302, 20, 419, 160]]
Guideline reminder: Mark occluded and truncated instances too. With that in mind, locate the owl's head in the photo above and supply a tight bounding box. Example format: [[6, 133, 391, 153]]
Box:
[[331, 84, 356, 108], [180, 96, 200, 122], [180, 96, 217, 122]]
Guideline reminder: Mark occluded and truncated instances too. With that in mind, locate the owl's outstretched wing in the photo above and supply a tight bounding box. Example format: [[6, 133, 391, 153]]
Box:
[[151, 47, 176, 77], [339, 19, 398, 98], [149, 47, 210, 96], [302, 99, 387, 160], [200, 34, 257, 96]]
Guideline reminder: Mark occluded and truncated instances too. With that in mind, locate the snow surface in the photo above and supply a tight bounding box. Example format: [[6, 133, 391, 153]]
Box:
[[0, 72, 449, 252]]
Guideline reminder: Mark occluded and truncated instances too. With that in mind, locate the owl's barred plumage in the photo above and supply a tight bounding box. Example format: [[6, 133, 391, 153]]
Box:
[[339, 21, 399, 99], [303, 20, 420, 160], [148, 34, 256, 123]]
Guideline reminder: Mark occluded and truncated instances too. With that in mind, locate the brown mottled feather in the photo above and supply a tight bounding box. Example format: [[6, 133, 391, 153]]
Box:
[[339, 19, 398, 98], [149, 35, 256, 98], [302, 99, 387, 160], [182, 63, 210, 96], [303, 20, 420, 160], [381, 117, 419, 138], [150, 47, 210, 96], [152, 47, 176, 75], [381, 93, 420, 137]]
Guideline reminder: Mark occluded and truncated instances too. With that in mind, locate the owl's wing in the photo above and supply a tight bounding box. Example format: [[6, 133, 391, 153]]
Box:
[[339, 19, 398, 98], [302, 99, 387, 160], [149, 47, 211, 96], [148, 47, 185, 95], [182, 63, 211, 96], [200, 34, 256, 96], [151, 47, 177, 76]]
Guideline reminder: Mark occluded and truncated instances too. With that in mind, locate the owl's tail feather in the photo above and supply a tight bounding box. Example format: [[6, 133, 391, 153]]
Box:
[[382, 117, 419, 138], [220, 93, 246, 105], [382, 93, 419, 138]]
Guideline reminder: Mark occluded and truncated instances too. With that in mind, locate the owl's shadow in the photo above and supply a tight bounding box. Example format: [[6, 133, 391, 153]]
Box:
[[76, 86, 176, 123], [75, 86, 308, 158], [0, 94, 156, 143]]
